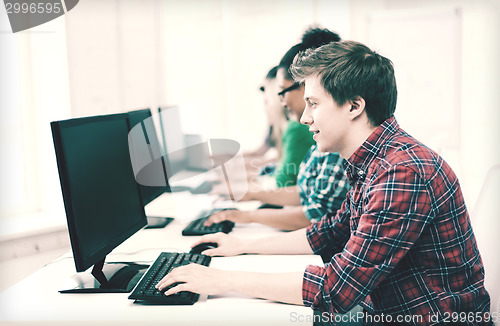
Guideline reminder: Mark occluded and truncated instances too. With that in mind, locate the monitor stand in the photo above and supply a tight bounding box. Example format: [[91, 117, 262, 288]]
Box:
[[59, 258, 149, 293]]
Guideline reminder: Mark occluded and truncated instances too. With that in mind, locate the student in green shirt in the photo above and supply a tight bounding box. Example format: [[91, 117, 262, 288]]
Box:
[[274, 119, 314, 187], [273, 27, 341, 187]]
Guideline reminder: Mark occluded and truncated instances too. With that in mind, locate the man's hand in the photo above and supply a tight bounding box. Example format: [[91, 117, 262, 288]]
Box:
[[204, 209, 254, 226], [190, 232, 248, 257], [156, 264, 230, 296]]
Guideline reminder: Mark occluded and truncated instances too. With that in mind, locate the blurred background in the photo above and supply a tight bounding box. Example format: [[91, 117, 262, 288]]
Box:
[[0, 0, 499, 287]]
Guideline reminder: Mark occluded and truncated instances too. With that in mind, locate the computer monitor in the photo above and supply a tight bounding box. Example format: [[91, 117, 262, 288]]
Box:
[[157, 106, 186, 176], [51, 113, 149, 293], [127, 108, 169, 204], [157, 106, 214, 193], [127, 108, 174, 228]]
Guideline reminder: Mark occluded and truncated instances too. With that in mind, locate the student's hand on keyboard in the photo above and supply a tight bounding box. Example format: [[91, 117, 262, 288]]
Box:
[[204, 209, 252, 226], [191, 232, 246, 257], [155, 263, 230, 297]]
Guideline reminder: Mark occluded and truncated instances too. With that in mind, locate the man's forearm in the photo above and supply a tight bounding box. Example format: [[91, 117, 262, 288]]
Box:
[[250, 207, 311, 231], [247, 187, 301, 206], [226, 271, 304, 306], [244, 228, 314, 255]]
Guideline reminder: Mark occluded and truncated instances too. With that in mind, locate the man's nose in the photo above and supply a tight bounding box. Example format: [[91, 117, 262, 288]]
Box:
[[300, 105, 312, 126]]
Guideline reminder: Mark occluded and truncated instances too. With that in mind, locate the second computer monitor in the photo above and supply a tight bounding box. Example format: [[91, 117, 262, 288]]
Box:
[[157, 106, 187, 176], [127, 108, 170, 205]]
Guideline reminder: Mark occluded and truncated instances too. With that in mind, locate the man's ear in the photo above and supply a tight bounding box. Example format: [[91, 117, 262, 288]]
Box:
[[348, 96, 366, 120]]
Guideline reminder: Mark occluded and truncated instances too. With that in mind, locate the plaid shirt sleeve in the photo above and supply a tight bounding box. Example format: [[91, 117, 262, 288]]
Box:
[[305, 194, 352, 261], [303, 164, 433, 314], [298, 150, 349, 222]]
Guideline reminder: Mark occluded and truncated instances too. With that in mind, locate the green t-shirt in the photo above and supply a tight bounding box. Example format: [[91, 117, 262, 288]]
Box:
[[274, 120, 315, 187]]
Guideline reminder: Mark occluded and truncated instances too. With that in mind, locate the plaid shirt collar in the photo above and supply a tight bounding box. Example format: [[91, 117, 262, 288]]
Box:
[[343, 116, 398, 182]]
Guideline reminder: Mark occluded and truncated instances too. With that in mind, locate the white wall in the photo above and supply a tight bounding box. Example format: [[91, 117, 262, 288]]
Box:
[[64, 0, 162, 117], [1, 14, 71, 218], [159, 0, 350, 148], [349, 0, 500, 211]]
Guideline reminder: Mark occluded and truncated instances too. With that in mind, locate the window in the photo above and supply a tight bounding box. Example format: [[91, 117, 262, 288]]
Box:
[[0, 16, 71, 220]]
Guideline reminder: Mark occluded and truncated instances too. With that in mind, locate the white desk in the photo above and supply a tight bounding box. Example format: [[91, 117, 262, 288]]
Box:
[[0, 193, 322, 326]]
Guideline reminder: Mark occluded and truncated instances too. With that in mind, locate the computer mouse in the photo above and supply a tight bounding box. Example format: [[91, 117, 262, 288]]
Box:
[[190, 242, 218, 255]]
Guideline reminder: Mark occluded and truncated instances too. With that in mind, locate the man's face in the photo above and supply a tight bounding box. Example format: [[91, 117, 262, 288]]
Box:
[[300, 74, 351, 155], [276, 68, 305, 120]]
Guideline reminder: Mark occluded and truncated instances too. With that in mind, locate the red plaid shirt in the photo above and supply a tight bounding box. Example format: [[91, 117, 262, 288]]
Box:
[[303, 117, 491, 325]]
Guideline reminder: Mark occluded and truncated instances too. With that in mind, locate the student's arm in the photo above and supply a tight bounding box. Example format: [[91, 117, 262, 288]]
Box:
[[212, 184, 301, 206], [157, 265, 304, 306], [155, 229, 313, 304], [195, 227, 313, 256], [205, 206, 311, 231], [241, 186, 301, 206]]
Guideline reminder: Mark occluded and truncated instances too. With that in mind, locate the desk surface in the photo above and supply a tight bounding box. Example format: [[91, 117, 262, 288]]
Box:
[[0, 193, 322, 325]]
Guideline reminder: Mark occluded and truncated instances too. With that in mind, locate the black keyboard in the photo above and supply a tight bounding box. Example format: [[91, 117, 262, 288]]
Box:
[[128, 252, 211, 304], [181, 208, 235, 236]]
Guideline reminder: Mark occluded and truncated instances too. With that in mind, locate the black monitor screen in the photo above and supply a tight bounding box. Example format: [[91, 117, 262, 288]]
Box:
[[51, 114, 147, 273], [127, 108, 170, 205]]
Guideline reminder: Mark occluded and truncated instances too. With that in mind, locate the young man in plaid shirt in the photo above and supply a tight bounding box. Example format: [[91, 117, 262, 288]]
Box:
[[157, 41, 492, 325]]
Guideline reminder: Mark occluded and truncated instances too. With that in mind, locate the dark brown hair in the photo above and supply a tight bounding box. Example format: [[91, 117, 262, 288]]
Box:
[[290, 40, 397, 126], [278, 27, 341, 81]]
